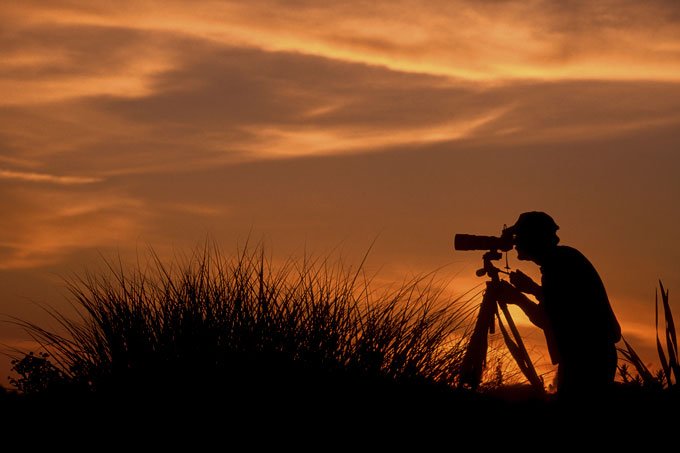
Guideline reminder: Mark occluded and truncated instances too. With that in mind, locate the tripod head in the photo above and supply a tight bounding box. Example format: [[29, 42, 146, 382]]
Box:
[[476, 250, 507, 281]]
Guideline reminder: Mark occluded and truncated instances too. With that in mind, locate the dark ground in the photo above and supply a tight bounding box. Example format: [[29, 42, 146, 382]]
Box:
[[1, 380, 677, 447]]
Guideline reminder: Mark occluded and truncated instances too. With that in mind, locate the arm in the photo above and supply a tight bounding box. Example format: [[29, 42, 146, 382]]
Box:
[[511, 292, 547, 329], [510, 270, 543, 302], [495, 280, 547, 329]]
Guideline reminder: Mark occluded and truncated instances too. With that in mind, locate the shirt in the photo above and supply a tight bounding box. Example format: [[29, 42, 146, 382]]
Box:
[[539, 245, 621, 365]]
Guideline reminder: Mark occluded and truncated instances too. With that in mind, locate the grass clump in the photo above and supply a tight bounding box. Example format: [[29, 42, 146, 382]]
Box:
[[618, 280, 679, 391], [9, 244, 474, 405]]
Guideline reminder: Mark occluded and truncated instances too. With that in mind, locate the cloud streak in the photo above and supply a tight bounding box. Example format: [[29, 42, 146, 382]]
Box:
[[0, 186, 147, 270], [4, 0, 680, 84], [0, 169, 103, 185], [2, 36, 680, 180]]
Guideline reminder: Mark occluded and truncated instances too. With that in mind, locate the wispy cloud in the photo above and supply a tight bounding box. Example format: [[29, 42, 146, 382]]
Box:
[[0, 169, 103, 185], [5, 1, 680, 83], [0, 187, 146, 270], [244, 109, 506, 158]]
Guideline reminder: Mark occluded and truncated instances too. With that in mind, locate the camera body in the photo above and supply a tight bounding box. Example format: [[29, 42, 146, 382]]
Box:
[[454, 228, 513, 252]]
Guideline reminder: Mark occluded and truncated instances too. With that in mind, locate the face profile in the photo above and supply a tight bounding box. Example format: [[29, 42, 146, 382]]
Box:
[[514, 232, 539, 261]]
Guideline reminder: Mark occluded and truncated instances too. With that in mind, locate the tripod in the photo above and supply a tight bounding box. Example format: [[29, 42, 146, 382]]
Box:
[[459, 250, 544, 391]]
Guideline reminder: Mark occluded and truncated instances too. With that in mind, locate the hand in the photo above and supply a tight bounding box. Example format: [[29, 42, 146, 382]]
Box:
[[493, 280, 524, 305], [509, 270, 541, 296]]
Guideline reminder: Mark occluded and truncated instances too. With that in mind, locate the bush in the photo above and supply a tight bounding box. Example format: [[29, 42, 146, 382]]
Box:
[[9, 352, 67, 395], [9, 244, 474, 402]]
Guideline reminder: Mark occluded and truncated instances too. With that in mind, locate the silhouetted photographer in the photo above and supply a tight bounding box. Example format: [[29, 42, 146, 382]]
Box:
[[496, 212, 621, 398]]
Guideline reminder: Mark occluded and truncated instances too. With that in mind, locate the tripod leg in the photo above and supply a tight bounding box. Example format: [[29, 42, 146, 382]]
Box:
[[497, 302, 544, 392], [459, 283, 497, 389]]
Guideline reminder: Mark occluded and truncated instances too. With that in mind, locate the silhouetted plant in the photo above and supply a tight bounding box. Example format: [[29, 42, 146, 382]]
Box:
[[618, 363, 632, 384], [655, 281, 679, 387], [9, 352, 67, 395], [617, 280, 676, 390], [9, 243, 477, 398]]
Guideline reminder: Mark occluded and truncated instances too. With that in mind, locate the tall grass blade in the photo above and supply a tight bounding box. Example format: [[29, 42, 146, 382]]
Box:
[[655, 288, 672, 387], [659, 280, 679, 385], [620, 337, 655, 385]]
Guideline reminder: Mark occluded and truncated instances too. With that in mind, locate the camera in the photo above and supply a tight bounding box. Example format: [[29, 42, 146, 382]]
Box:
[[454, 228, 514, 252]]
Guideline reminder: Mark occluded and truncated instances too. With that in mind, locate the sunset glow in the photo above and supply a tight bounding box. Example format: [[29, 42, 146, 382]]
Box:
[[1, 0, 679, 384]]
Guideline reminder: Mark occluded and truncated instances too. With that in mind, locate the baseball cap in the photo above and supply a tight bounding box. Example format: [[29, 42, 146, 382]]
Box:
[[506, 211, 559, 236]]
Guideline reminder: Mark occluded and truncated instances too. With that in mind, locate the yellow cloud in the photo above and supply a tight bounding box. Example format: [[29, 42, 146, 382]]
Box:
[[244, 109, 506, 158], [4, 0, 680, 88], [0, 169, 103, 185], [0, 189, 147, 270]]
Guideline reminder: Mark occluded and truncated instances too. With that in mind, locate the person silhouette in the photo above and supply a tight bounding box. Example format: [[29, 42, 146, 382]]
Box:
[[496, 211, 621, 398]]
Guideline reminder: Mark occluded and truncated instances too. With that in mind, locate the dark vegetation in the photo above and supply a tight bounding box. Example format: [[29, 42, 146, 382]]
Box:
[[3, 245, 482, 415], [1, 244, 678, 434], [618, 281, 679, 389]]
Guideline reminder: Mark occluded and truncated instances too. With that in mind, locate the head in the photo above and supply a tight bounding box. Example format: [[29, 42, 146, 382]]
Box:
[[507, 211, 560, 263]]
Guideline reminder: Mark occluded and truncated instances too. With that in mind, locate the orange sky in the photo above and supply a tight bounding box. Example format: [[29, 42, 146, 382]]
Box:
[[1, 0, 679, 385]]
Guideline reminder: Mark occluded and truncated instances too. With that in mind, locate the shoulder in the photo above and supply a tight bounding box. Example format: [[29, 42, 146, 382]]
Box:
[[545, 246, 596, 274], [553, 245, 588, 263], [551, 245, 605, 284]]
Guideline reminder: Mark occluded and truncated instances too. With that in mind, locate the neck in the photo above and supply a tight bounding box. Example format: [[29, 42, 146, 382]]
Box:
[[532, 245, 558, 266]]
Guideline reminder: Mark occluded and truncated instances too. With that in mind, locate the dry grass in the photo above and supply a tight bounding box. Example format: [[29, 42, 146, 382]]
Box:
[[619, 280, 678, 389], [8, 243, 478, 400]]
